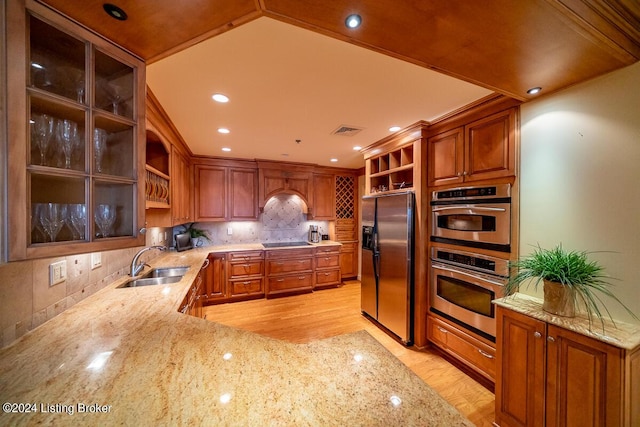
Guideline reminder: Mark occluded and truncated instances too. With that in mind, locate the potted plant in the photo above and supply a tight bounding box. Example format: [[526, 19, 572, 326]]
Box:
[[505, 244, 637, 329], [183, 223, 211, 247]]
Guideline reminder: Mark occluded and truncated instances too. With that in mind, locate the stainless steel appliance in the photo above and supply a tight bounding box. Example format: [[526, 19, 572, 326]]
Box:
[[430, 184, 511, 253], [361, 191, 414, 345], [430, 246, 508, 340], [308, 225, 320, 243]]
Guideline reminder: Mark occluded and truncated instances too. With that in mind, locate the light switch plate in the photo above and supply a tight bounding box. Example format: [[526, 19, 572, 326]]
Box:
[[227, 227, 233, 235], [49, 260, 67, 286], [91, 252, 102, 269]]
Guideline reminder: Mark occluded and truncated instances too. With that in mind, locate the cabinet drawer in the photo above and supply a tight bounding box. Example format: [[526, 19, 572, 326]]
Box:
[[266, 248, 315, 259], [315, 269, 341, 285], [315, 254, 340, 268], [228, 251, 264, 261], [268, 273, 313, 291], [428, 316, 496, 381], [228, 260, 263, 277], [267, 258, 313, 274], [229, 278, 263, 296], [315, 245, 340, 255]]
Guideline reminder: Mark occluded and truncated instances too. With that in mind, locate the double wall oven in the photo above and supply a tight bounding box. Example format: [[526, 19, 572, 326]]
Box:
[[429, 184, 512, 342]]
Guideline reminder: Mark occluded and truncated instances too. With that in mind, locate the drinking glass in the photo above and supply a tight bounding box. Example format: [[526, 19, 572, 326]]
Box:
[[67, 204, 86, 240], [31, 203, 46, 243], [93, 128, 108, 173], [39, 203, 65, 242], [94, 204, 116, 238], [31, 114, 55, 166], [56, 119, 79, 169]]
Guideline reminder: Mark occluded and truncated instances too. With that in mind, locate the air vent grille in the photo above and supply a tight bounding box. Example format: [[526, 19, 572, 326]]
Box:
[[332, 125, 363, 136]]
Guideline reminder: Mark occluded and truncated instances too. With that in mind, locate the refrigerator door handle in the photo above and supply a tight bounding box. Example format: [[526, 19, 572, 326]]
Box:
[[373, 251, 380, 281]]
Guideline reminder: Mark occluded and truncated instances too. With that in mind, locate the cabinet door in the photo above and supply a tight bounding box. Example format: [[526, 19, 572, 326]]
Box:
[[204, 253, 226, 301], [229, 168, 258, 220], [195, 165, 227, 221], [427, 127, 464, 187], [312, 174, 335, 219], [495, 307, 546, 427], [464, 109, 516, 181], [545, 324, 624, 427], [339, 242, 358, 278], [171, 149, 192, 224]]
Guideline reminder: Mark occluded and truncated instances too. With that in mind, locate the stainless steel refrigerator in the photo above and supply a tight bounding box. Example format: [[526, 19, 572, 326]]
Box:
[[361, 191, 414, 345]]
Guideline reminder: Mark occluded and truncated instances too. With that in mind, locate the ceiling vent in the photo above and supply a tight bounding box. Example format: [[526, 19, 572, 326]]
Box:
[[332, 125, 364, 137]]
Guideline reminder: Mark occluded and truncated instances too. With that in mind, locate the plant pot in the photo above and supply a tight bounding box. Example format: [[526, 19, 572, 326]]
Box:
[[542, 279, 576, 317]]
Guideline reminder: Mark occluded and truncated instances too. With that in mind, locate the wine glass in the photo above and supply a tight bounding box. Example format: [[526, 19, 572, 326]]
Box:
[[31, 203, 46, 243], [67, 204, 86, 240], [39, 203, 65, 242], [31, 114, 54, 166], [94, 204, 116, 238], [56, 119, 79, 169], [101, 81, 123, 115], [93, 128, 108, 173]]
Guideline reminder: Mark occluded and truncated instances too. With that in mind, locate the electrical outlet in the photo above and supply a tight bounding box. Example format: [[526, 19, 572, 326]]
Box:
[[91, 252, 102, 269], [227, 227, 233, 235], [49, 260, 67, 286]]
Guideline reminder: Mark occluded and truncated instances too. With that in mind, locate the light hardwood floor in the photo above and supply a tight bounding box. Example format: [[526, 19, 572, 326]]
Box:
[[203, 281, 495, 426]]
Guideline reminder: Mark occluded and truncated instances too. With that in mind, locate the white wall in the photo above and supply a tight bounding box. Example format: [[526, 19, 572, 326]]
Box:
[[520, 62, 640, 324]]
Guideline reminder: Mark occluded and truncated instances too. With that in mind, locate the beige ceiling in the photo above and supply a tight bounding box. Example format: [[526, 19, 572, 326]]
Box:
[[146, 17, 492, 169]]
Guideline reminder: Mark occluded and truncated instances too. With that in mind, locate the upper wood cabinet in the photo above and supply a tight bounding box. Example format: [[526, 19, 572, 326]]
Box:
[[311, 173, 335, 220], [171, 148, 192, 225], [257, 161, 313, 210], [194, 160, 258, 222], [495, 305, 639, 427], [428, 107, 518, 187], [5, 0, 145, 260]]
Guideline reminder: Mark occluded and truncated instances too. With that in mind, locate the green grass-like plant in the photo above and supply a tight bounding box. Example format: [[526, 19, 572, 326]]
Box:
[[506, 244, 638, 331]]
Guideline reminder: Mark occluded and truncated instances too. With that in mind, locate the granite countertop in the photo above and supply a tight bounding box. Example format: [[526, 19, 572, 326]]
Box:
[[0, 246, 470, 426], [494, 293, 640, 350]]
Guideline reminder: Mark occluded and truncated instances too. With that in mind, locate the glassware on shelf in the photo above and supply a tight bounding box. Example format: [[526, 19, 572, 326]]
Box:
[[93, 128, 108, 173], [31, 113, 55, 166], [39, 202, 66, 242], [55, 119, 80, 169], [99, 80, 124, 115], [67, 203, 86, 240], [31, 203, 46, 243], [60, 66, 85, 103], [94, 204, 116, 238]]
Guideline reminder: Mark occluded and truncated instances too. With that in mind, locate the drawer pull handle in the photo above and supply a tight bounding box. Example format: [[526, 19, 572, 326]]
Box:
[[547, 336, 556, 343], [324, 273, 330, 276], [478, 349, 494, 359], [534, 331, 542, 339], [243, 281, 250, 285], [277, 278, 284, 282], [436, 326, 448, 334], [276, 262, 284, 265], [298, 276, 305, 280], [325, 257, 330, 260]]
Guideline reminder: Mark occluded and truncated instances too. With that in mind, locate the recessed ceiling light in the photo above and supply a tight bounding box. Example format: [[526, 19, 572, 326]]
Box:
[[389, 126, 401, 132], [353, 146, 362, 151], [212, 93, 229, 103], [221, 147, 231, 152], [218, 128, 230, 134], [330, 158, 338, 162], [103, 3, 128, 21], [527, 87, 542, 95], [345, 14, 362, 29]]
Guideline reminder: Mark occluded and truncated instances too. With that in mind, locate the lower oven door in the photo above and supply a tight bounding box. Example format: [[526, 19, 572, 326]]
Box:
[[430, 261, 505, 339]]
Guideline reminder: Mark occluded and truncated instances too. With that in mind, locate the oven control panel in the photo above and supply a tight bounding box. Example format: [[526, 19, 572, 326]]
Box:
[[431, 247, 509, 278]]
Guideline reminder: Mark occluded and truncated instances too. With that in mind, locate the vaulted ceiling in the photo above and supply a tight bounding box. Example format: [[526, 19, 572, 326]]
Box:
[[39, 0, 640, 167]]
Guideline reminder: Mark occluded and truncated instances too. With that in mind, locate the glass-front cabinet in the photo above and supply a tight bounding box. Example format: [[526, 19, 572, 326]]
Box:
[[6, 0, 145, 260]]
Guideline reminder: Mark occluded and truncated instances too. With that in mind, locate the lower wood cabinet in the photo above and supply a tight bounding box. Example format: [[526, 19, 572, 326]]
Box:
[[314, 244, 341, 289], [338, 241, 358, 279], [495, 305, 640, 427], [202, 252, 227, 304], [427, 315, 496, 382], [226, 251, 264, 300], [265, 248, 314, 297]]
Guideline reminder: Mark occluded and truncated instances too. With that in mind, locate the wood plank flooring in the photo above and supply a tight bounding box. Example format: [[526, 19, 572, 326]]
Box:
[[203, 281, 495, 426]]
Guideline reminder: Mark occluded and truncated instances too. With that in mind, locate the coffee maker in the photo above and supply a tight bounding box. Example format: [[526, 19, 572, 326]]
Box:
[[308, 225, 320, 243]]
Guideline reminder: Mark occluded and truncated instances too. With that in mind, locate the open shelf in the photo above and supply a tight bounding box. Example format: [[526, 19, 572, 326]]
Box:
[[367, 143, 415, 194]]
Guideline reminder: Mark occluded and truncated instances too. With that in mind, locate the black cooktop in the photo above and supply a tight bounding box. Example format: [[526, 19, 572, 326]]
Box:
[[262, 241, 311, 248]]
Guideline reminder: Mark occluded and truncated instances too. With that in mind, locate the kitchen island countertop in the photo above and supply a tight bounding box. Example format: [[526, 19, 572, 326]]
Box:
[[0, 245, 471, 426]]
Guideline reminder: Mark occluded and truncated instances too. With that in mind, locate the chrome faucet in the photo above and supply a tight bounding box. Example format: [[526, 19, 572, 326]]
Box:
[[130, 245, 166, 276]]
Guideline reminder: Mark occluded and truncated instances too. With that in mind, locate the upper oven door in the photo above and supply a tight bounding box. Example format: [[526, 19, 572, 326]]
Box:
[[431, 203, 511, 252]]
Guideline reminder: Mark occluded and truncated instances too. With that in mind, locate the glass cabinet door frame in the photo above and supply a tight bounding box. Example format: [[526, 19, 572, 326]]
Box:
[[5, 0, 145, 261]]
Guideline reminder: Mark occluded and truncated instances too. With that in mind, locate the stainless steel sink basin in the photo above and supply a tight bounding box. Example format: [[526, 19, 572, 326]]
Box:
[[119, 275, 183, 288], [140, 266, 189, 279]]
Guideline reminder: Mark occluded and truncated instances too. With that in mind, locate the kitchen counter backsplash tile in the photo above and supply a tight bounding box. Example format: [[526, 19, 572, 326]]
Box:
[[175, 195, 329, 246]]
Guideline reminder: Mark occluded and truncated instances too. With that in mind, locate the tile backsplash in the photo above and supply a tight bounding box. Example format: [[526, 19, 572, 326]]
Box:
[[173, 194, 329, 247]]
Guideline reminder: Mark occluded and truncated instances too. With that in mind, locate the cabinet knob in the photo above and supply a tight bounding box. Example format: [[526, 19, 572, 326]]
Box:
[[477, 349, 494, 359], [547, 336, 556, 342], [534, 331, 542, 338]]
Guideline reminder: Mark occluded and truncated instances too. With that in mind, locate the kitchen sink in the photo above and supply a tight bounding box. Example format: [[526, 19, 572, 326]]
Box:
[[119, 276, 183, 288], [140, 266, 189, 279]]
